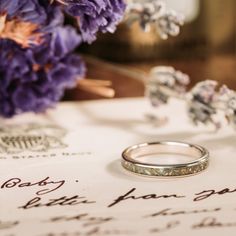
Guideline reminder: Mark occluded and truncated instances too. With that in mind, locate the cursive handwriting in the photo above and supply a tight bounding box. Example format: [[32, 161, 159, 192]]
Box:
[[145, 207, 221, 218], [19, 195, 96, 210], [41, 227, 134, 236], [150, 221, 180, 233], [194, 187, 236, 201], [48, 213, 114, 227], [1, 177, 65, 195], [108, 188, 185, 208], [192, 217, 236, 229]]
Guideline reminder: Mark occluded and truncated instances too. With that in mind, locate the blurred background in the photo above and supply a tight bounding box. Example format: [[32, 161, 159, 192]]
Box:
[[65, 0, 236, 100]]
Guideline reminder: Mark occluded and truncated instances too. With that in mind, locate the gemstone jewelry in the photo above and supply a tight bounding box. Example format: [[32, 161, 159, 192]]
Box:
[[121, 141, 209, 177]]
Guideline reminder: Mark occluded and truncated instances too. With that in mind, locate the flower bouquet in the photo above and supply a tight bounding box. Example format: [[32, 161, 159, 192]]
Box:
[[0, 0, 126, 117], [0, 0, 186, 118]]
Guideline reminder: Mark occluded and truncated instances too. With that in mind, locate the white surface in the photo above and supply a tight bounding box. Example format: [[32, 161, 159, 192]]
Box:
[[0, 97, 236, 236]]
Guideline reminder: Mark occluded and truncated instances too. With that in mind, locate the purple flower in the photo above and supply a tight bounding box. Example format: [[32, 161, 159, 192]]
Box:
[[0, 0, 64, 47], [63, 0, 126, 43], [0, 0, 126, 117], [0, 0, 47, 24], [0, 0, 63, 27], [0, 26, 85, 118]]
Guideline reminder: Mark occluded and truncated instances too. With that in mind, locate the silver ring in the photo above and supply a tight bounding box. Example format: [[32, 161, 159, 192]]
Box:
[[121, 141, 209, 177]]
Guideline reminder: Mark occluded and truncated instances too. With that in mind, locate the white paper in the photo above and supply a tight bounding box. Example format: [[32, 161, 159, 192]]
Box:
[[0, 97, 236, 236]]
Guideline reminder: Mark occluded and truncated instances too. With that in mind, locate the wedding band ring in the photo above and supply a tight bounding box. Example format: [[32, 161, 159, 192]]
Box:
[[121, 141, 209, 177]]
